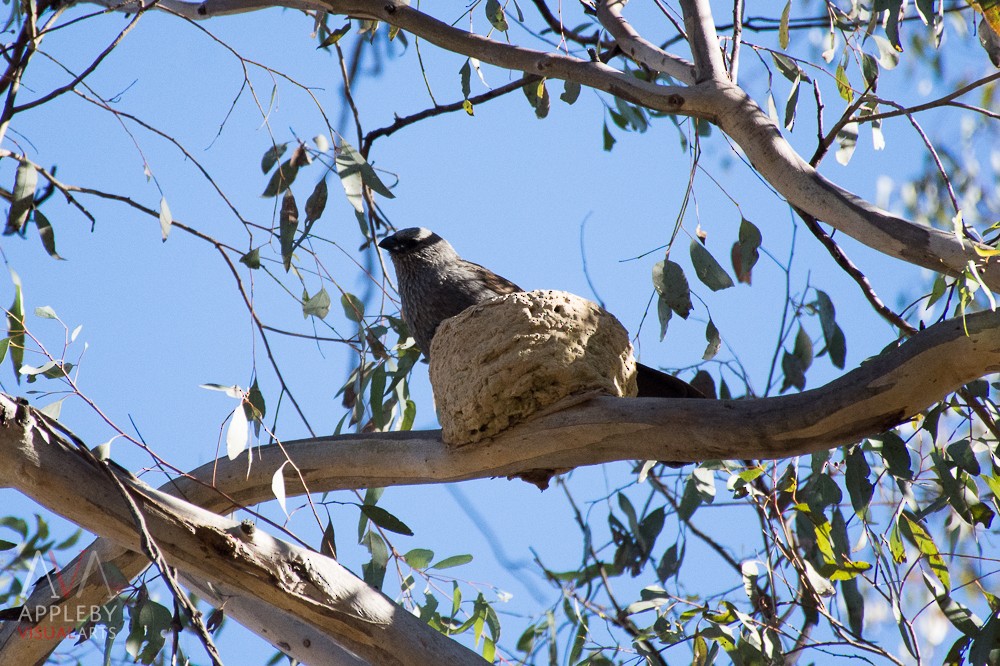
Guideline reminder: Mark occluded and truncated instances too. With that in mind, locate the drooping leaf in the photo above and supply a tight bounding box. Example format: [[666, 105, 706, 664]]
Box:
[[260, 143, 288, 173], [732, 217, 761, 284], [485, 0, 509, 31], [359, 504, 414, 536], [158, 197, 172, 242], [239, 247, 261, 269], [459, 59, 472, 99], [317, 21, 351, 49], [6, 160, 37, 235], [835, 122, 859, 166], [835, 63, 853, 103], [335, 141, 394, 213], [845, 446, 874, 515], [522, 78, 550, 119], [8, 269, 25, 383], [900, 512, 950, 591], [778, 0, 791, 49], [271, 462, 288, 515], [305, 178, 328, 224], [793, 326, 813, 370], [243, 378, 266, 437], [560, 79, 581, 104], [341, 292, 364, 322], [361, 530, 389, 589], [652, 259, 693, 318], [703, 318, 721, 361], [262, 159, 299, 198], [227, 403, 249, 461], [656, 296, 672, 341], [690, 240, 734, 291], [34, 211, 63, 260], [302, 287, 331, 319], [320, 519, 337, 559], [279, 189, 298, 272]]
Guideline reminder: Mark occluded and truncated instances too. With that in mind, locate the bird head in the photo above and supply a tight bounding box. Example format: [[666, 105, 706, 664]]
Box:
[[378, 227, 457, 264]]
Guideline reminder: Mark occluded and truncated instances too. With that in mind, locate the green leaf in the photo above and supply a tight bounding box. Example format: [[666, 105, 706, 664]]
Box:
[[34, 211, 63, 260], [779, 0, 791, 48], [304, 178, 328, 224], [34, 305, 57, 319], [521, 78, 550, 119], [359, 504, 414, 536], [341, 292, 365, 322], [841, 576, 864, 636], [279, 189, 298, 272], [404, 548, 434, 569], [703, 318, 721, 361], [7, 269, 24, 383], [845, 446, 874, 515], [244, 378, 266, 436], [652, 259, 693, 318], [861, 52, 880, 90], [900, 512, 949, 591], [335, 141, 394, 215], [560, 79, 581, 104], [656, 296, 672, 341], [302, 287, 331, 319], [321, 519, 337, 559], [485, 0, 509, 31], [780, 350, 806, 392], [835, 64, 853, 102], [732, 217, 761, 284], [689, 241, 734, 291], [262, 159, 299, 198], [459, 59, 472, 99], [877, 432, 912, 480], [6, 160, 37, 235], [922, 571, 982, 637], [793, 326, 813, 370], [784, 75, 801, 130], [361, 530, 389, 589], [317, 21, 351, 48], [239, 247, 261, 269], [602, 121, 616, 151], [814, 290, 846, 368], [432, 554, 473, 570], [260, 143, 288, 173]]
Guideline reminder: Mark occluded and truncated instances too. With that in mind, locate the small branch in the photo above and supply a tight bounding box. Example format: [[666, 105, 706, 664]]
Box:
[[729, 0, 743, 82], [529, 0, 600, 46], [852, 71, 1000, 124], [362, 75, 535, 154]]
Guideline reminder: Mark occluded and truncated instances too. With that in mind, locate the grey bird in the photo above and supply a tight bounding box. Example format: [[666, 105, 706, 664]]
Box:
[[378, 227, 704, 400]]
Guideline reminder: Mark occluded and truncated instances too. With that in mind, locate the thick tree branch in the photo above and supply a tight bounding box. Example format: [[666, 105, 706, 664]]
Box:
[[678, 0, 727, 81], [0, 399, 486, 666], [7, 306, 1000, 662], [596, 0, 696, 84]]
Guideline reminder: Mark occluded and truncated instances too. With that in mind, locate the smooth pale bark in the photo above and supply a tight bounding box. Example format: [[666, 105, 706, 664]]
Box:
[[0, 397, 486, 666]]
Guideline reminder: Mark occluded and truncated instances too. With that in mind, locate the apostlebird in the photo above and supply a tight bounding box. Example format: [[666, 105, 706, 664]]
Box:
[[378, 227, 704, 399]]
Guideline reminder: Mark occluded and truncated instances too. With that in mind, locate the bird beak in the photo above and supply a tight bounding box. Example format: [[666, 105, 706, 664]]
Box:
[[377, 236, 396, 252]]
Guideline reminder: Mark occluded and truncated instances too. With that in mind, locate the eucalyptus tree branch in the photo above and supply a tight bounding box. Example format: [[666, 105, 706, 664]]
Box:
[[8, 306, 1000, 663], [677, 0, 726, 81], [596, 0, 695, 84], [0, 397, 487, 666]]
